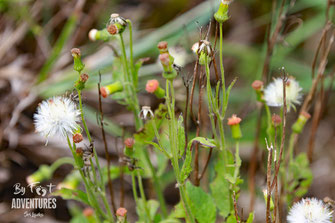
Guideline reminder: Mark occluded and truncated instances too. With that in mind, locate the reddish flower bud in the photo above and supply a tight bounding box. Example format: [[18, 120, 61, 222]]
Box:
[[73, 133, 83, 143], [271, 114, 282, 127], [80, 73, 89, 83], [100, 87, 108, 98], [146, 79, 159, 93], [301, 111, 311, 119], [83, 207, 94, 217], [116, 207, 127, 217], [107, 24, 118, 35], [159, 53, 170, 66], [124, 138, 135, 149], [227, 114, 242, 126], [76, 147, 83, 156], [71, 48, 81, 57], [157, 41, 168, 50], [252, 80, 263, 90]]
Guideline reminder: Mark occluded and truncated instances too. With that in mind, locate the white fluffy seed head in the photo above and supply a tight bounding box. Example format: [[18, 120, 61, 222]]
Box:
[[287, 198, 333, 223], [88, 29, 98, 41], [264, 77, 302, 111], [34, 96, 81, 144]]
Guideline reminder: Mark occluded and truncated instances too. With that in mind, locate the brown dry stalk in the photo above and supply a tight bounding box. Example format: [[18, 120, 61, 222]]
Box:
[[98, 76, 117, 214], [270, 74, 287, 192], [233, 191, 240, 223], [193, 68, 205, 186], [266, 139, 273, 223]]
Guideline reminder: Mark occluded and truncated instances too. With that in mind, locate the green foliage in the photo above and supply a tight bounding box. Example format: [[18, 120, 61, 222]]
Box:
[[177, 115, 185, 158], [287, 153, 313, 203], [186, 181, 217, 223], [52, 188, 90, 206]]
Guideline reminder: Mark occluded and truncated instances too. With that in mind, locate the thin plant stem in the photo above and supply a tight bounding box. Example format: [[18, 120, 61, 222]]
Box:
[[219, 23, 226, 111], [98, 79, 117, 214], [77, 89, 104, 190], [137, 171, 152, 223], [126, 19, 136, 86], [66, 136, 109, 222]]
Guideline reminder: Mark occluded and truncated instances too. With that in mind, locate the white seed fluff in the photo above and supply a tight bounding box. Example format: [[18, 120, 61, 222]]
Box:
[[264, 77, 302, 111], [287, 198, 333, 223], [34, 96, 81, 143]]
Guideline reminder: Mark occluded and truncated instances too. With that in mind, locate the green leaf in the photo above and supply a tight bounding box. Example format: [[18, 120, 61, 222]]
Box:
[[246, 212, 254, 223], [177, 115, 186, 158], [226, 215, 237, 223], [210, 151, 236, 218], [224, 78, 237, 112], [148, 199, 160, 220], [187, 137, 216, 150], [52, 188, 90, 206], [180, 147, 193, 183], [186, 181, 216, 223]]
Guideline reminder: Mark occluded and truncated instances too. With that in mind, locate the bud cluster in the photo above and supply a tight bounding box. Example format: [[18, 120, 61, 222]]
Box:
[[157, 41, 178, 79]]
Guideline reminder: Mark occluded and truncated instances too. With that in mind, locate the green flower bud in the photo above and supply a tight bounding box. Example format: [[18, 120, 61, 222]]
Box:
[[71, 48, 85, 73], [75, 73, 89, 90], [214, 1, 230, 23], [228, 114, 242, 139], [251, 80, 264, 102], [100, 81, 124, 98], [292, 112, 311, 133]]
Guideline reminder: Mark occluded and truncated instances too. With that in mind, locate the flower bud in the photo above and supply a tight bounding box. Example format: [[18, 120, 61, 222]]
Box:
[[26, 165, 52, 184], [76, 147, 84, 157], [100, 81, 124, 98], [89, 28, 113, 42], [83, 207, 94, 218], [271, 114, 282, 127], [116, 207, 127, 223], [75, 73, 89, 90], [146, 79, 165, 98], [251, 80, 264, 102], [192, 40, 212, 65], [73, 133, 83, 143], [124, 138, 135, 157], [157, 41, 168, 53], [227, 114, 242, 139], [107, 13, 127, 35], [57, 171, 81, 190], [292, 111, 311, 134], [71, 48, 85, 73], [214, 0, 230, 23]]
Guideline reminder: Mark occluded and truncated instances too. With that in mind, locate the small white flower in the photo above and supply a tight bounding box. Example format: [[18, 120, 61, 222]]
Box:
[[264, 77, 302, 111], [287, 198, 333, 223], [34, 96, 81, 144], [139, 106, 154, 120], [88, 29, 98, 41]]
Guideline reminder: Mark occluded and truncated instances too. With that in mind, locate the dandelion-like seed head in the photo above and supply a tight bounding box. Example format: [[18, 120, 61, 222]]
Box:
[[287, 198, 333, 223], [264, 77, 302, 111], [34, 96, 81, 144]]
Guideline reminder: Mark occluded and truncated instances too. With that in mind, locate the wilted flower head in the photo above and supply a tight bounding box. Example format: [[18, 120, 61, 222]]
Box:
[[264, 77, 302, 111], [107, 13, 127, 35], [191, 40, 212, 55], [139, 106, 154, 120], [287, 198, 333, 223], [34, 96, 81, 144]]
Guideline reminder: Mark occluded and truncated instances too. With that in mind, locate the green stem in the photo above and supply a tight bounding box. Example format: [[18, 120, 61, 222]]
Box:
[[131, 171, 139, 204], [166, 79, 196, 223], [66, 136, 107, 222], [137, 171, 152, 223], [119, 33, 142, 130], [219, 23, 226, 113], [143, 148, 168, 217], [49, 157, 74, 173], [126, 19, 136, 87], [77, 89, 104, 190]]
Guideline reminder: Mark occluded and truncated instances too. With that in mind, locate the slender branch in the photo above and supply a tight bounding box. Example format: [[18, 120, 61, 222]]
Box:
[[98, 75, 116, 214]]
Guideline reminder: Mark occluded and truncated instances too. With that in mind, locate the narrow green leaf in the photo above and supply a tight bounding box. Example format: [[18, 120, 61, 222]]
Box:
[[246, 212, 254, 223], [187, 137, 216, 150], [177, 115, 186, 158], [180, 147, 192, 183]]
